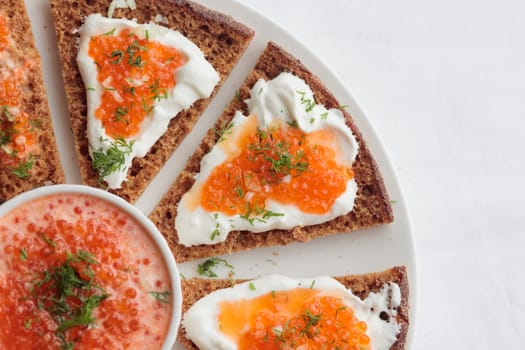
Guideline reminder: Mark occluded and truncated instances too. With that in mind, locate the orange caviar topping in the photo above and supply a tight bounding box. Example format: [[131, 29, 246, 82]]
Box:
[[0, 14, 8, 51], [219, 289, 371, 350], [88, 28, 186, 139], [200, 117, 354, 216], [0, 13, 39, 176]]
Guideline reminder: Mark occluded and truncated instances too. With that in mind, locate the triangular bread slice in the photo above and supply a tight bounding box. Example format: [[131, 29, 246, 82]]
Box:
[[178, 265, 409, 349], [150, 42, 394, 262], [0, 0, 64, 202], [50, 0, 254, 202]]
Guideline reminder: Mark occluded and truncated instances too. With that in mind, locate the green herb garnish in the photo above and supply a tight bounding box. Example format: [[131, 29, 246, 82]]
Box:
[[114, 106, 129, 124], [126, 39, 147, 67], [125, 86, 136, 96], [234, 185, 244, 198], [210, 222, 220, 241], [10, 157, 34, 179], [301, 310, 322, 336], [93, 61, 101, 72], [248, 128, 309, 177], [102, 28, 116, 36], [29, 117, 43, 131], [91, 138, 134, 182], [0, 130, 11, 146], [148, 290, 171, 304], [334, 306, 347, 318], [41, 233, 57, 248], [248, 282, 256, 291], [141, 95, 153, 113], [286, 120, 298, 128], [31, 251, 108, 349], [197, 258, 234, 278], [239, 201, 284, 226], [109, 50, 124, 64], [20, 248, 27, 260], [1, 105, 14, 121], [24, 318, 32, 329], [215, 120, 235, 143], [272, 320, 292, 343], [149, 79, 168, 101], [296, 90, 316, 112]]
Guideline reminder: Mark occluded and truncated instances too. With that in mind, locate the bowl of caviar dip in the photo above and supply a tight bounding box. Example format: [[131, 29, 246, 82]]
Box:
[[0, 185, 181, 349]]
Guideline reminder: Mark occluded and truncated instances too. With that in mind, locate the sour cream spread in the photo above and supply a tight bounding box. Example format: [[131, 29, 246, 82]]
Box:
[[77, 14, 219, 189], [176, 72, 359, 246], [183, 275, 401, 350]]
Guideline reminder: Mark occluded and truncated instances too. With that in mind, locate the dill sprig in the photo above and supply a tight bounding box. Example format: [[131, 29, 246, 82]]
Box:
[[197, 257, 234, 278], [31, 251, 108, 349], [148, 290, 170, 304], [215, 120, 235, 143], [114, 106, 129, 124], [239, 201, 284, 226], [91, 138, 134, 182], [126, 39, 147, 67], [296, 90, 316, 112], [10, 155, 34, 179], [149, 79, 169, 102], [301, 310, 322, 336], [248, 127, 309, 177]]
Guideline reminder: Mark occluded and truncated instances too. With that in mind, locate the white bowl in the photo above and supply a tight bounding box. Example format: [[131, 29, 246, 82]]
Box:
[[0, 184, 182, 350]]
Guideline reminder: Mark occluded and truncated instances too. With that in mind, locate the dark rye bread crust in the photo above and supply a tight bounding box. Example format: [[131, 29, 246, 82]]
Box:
[[0, 0, 64, 203], [178, 266, 409, 350], [50, 0, 254, 203], [150, 42, 393, 262]]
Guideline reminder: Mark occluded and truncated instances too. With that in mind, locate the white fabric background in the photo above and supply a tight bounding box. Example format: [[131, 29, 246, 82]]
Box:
[[241, 0, 525, 348]]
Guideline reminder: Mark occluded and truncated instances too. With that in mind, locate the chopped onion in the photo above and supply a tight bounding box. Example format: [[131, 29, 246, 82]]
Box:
[[125, 76, 149, 87], [154, 14, 169, 24], [107, 0, 137, 18], [126, 0, 137, 10]]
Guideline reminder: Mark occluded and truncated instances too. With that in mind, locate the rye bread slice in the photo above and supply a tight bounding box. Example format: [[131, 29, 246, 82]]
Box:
[[49, 0, 254, 203], [150, 42, 394, 262], [0, 0, 65, 203], [179, 265, 409, 350]]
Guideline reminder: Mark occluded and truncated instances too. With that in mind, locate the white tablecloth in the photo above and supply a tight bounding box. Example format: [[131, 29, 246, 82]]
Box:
[[242, 0, 525, 348]]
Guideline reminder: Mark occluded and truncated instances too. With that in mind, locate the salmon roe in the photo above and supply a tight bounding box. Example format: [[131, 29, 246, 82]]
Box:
[[219, 289, 371, 350], [0, 13, 40, 174], [88, 28, 186, 138], [0, 14, 8, 51], [200, 117, 354, 215], [0, 194, 172, 349]]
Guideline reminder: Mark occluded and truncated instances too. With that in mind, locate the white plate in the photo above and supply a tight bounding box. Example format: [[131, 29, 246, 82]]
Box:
[[27, 0, 417, 348]]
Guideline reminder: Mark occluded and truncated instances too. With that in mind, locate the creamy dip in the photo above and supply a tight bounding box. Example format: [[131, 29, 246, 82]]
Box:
[[0, 193, 172, 349]]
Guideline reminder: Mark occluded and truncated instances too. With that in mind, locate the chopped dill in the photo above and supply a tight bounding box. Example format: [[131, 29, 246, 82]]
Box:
[[197, 258, 234, 278], [215, 120, 235, 143], [91, 138, 134, 182], [148, 290, 170, 304]]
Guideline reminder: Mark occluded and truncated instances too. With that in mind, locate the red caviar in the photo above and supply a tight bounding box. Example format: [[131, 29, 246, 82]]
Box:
[[219, 289, 371, 349], [0, 13, 40, 173], [200, 117, 354, 215], [0, 14, 8, 51], [88, 28, 186, 138], [0, 194, 172, 349]]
